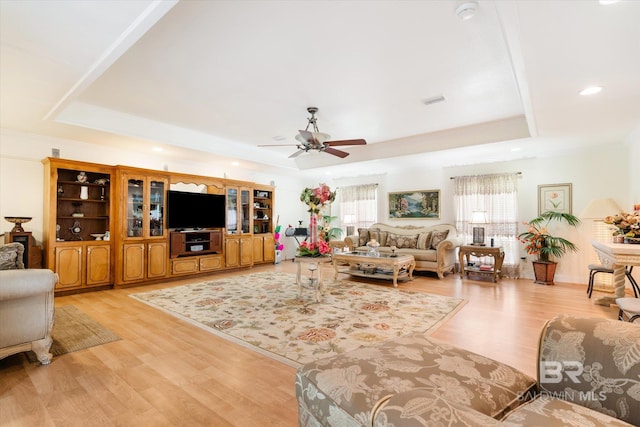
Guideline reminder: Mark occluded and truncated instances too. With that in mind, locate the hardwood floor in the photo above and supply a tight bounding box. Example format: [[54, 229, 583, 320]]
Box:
[[0, 262, 622, 426]]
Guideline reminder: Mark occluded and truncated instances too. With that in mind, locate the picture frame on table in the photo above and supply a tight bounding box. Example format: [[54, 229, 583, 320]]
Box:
[[538, 183, 572, 215], [388, 190, 440, 219]]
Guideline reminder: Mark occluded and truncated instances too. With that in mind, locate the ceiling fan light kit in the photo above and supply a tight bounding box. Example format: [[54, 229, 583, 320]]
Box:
[[259, 106, 366, 158]]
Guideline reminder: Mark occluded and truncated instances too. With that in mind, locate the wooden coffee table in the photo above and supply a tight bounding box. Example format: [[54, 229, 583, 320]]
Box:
[[332, 252, 415, 287]]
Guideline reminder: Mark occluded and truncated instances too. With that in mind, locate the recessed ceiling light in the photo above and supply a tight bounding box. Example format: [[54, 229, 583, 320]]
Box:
[[272, 135, 286, 141], [579, 86, 603, 96], [599, 0, 620, 5], [511, 147, 522, 152], [152, 147, 163, 152], [456, 2, 478, 21], [231, 161, 239, 166]]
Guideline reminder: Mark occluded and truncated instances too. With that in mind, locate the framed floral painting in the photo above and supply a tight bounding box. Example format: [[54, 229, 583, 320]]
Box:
[[538, 183, 572, 215], [388, 190, 440, 219]]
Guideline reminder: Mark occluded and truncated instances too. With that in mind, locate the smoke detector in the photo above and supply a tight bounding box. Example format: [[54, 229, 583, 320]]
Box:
[[456, 2, 478, 21]]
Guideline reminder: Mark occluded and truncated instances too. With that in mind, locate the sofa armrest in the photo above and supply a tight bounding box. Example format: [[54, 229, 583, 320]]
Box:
[[344, 235, 359, 251], [371, 389, 503, 427], [0, 270, 57, 301], [538, 314, 640, 426], [436, 235, 464, 264]]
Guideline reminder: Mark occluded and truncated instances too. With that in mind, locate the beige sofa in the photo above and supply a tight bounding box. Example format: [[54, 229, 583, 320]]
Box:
[[344, 223, 464, 279], [0, 242, 57, 365], [296, 314, 640, 426]]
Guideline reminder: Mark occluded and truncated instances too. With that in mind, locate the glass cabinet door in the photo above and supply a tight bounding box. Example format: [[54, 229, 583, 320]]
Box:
[[241, 189, 251, 234], [227, 188, 238, 233], [149, 179, 165, 237], [127, 179, 144, 237]]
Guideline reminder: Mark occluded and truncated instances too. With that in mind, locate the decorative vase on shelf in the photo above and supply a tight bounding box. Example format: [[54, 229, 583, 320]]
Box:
[[80, 186, 89, 200]]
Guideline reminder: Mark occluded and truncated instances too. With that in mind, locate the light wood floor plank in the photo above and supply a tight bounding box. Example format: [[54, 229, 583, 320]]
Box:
[[0, 261, 622, 426]]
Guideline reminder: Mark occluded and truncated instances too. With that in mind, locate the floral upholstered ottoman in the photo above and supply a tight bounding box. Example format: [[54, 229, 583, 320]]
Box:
[[295, 333, 536, 427]]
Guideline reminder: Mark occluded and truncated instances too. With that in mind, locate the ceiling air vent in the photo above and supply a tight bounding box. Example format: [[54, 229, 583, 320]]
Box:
[[422, 95, 446, 106]]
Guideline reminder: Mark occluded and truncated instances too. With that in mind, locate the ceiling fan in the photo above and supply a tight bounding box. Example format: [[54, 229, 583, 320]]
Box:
[[259, 107, 367, 158]]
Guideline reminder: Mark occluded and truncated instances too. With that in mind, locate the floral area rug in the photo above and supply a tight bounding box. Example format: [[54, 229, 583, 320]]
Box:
[[129, 272, 465, 367]]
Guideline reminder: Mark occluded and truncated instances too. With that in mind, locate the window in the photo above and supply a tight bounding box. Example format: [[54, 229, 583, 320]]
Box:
[[453, 173, 520, 277], [339, 184, 378, 233]]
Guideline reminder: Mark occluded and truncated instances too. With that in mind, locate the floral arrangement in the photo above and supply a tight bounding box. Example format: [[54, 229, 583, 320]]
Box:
[[518, 211, 580, 262], [300, 183, 336, 214], [297, 240, 331, 257], [604, 211, 640, 239]]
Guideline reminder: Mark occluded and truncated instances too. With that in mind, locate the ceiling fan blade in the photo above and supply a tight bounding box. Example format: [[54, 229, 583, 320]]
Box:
[[323, 147, 350, 158], [325, 139, 367, 147], [289, 149, 305, 158]]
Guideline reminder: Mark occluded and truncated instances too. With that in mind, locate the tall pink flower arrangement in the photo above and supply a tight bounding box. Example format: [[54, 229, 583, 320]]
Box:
[[299, 183, 336, 256]]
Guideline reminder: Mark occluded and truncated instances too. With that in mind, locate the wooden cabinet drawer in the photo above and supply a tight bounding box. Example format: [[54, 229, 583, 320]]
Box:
[[200, 255, 222, 271], [171, 258, 199, 275]]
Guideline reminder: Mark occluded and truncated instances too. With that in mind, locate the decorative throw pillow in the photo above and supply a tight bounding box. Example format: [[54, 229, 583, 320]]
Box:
[[0, 243, 25, 270], [430, 230, 450, 249], [358, 228, 370, 246], [368, 229, 381, 244], [386, 232, 399, 248], [416, 232, 432, 250], [379, 231, 389, 247], [394, 234, 418, 249]]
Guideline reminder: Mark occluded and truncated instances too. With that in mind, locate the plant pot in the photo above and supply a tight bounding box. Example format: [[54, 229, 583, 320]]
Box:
[[532, 261, 557, 285]]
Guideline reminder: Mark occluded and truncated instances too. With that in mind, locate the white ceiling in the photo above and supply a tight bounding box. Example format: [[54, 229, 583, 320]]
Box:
[[1, 0, 639, 177]]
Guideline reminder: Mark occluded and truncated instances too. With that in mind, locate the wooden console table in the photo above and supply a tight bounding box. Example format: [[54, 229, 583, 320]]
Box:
[[591, 241, 640, 306], [459, 245, 504, 283]]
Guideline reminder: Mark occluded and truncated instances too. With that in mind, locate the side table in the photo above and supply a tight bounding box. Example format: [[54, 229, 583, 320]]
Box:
[[459, 245, 505, 283]]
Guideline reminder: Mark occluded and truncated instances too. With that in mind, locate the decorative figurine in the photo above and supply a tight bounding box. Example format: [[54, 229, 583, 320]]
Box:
[[77, 171, 87, 182], [69, 221, 83, 240]]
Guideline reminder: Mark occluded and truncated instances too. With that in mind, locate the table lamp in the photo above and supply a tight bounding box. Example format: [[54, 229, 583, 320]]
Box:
[[470, 211, 488, 245]]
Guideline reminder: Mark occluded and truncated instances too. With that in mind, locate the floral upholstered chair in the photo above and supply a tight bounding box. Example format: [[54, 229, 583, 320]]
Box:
[[296, 314, 640, 426]]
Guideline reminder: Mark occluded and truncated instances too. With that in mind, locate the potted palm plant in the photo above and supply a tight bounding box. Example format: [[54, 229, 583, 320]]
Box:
[[518, 211, 581, 285]]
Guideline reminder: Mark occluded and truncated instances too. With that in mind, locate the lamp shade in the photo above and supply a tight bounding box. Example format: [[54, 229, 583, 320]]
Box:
[[579, 198, 622, 219], [470, 211, 488, 224]]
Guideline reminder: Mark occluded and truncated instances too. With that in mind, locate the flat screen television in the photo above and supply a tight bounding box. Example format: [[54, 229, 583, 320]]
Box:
[[167, 190, 226, 230]]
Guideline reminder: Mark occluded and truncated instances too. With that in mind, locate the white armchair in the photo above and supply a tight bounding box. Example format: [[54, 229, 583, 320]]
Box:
[[0, 242, 57, 365]]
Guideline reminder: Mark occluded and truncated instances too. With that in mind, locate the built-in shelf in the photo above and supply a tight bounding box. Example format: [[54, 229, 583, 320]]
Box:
[[170, 230, 223, 258]]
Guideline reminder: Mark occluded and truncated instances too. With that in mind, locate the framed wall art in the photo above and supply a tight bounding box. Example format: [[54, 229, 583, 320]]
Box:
[[538, 183, 572, 215], [388, 190, 440, 219]]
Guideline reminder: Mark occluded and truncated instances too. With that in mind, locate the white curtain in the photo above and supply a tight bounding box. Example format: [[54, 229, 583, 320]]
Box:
[[454, 173, 520, 277], [339, 184, 378, 231]]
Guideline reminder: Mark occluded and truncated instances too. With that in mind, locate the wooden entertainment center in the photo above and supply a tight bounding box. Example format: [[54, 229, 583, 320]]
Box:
[[42, 158, 275, 294]]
